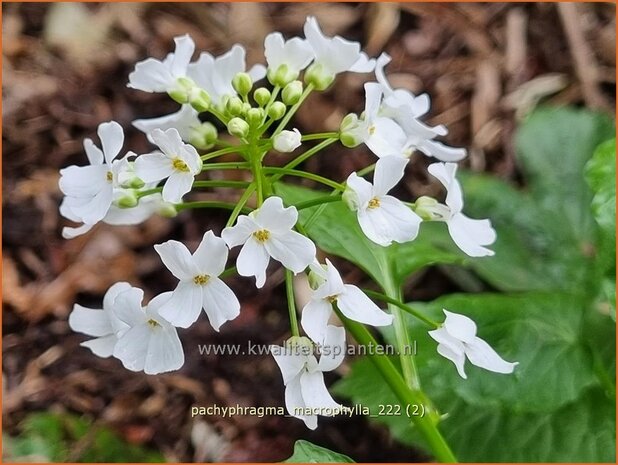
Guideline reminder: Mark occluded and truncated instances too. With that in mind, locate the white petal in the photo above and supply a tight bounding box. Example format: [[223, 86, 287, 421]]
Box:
[[111, 287, 146, 328], [162, 171, 194, 203], [300, 371, 340, 411], [418, 139, 467, 162], [447, 213, 496, 257], [158, 282, 203, 328], [428, 327, 468, 379], [345, 173, 373, 209], [313, 259, 346, 299], [202, 277, 240, 331], [248, 63, 267, 82], [81, 334, 117, 358], [76, 185, 113, 225], [213, 44, 245, 91], [338, 285, 393, 327], [437, 342, 468, 379], [301, 299, 332, 344], [373, 155, 408, 196], [170, 34, 195, 77], [113, 324, 150, 372], [360, 196, 421, 246], [144, 322, 185, 374], [317, 325, 346, 372], [83, 138, 104, 165], [221, 216, 259, 248], [285, 375, 317, 430], [349, 52, 375, 73], [443, 310, 477, 343], [374, 52, 392, 92], [254, 196, 298, 232], [103, 201, 157, 226], [134, 153, 174, 183], [128, 58, 174, 92], [193, 231, 228, 276], [271, 347, 306, 384], [154, 240, 198, 280], [69, 304, 113, 337], [97, 121, 124, 165], [366, 117, 408, 158], [133, 105, 200, 143], [62, 223, 94, 239], [103, 282, 133, 311], [363, 82, 383, 121], [427, 162, 462, 209], [236, 238, 270, 288], [59, 164, 109, 198], [150, 128, 185, 158], [465, 337, 518, 375], [264, 231, 316, 273]]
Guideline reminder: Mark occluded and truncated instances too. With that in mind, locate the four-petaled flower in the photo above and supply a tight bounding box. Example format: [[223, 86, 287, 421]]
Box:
[[345, 156, 422, 247], [134, 128, 202, 203], [264, 32, 314, 85], [301, 259, 393, 344], [271, 326, 345, 429], [428, 309, 518, 379], [154, 231, 240, 330], [222, 196, 316, 288], [427, 162, 497, 257]]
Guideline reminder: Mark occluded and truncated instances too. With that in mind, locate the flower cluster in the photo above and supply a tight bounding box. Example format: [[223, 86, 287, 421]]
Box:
[[64, 17, 516, 432]]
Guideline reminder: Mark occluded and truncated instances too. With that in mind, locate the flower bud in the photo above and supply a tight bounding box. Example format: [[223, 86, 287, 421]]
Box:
[[286, 336, 314, 356], [414, 196, 449, 221], [253, 87, 271, 107], [188, 87, 211, 112], [339, 113, 363, 148], [282, 80, 303, 105], [304, 63, 334, 91], [246, 107, 264, 127], [157, 201, 178, 218], [116, 190, 139, 208], [267, 63, 298, 87], [342, 185, 360, 211], [268, 101, 286, 120], [227, 117, 250, 139], [189, 122, 218, 150], [232, 72, 253, 96], [168, 77, 196, 104], [307, 266, 327, 290], [226, 96, 244, 117], [273, 129, 302, 153]]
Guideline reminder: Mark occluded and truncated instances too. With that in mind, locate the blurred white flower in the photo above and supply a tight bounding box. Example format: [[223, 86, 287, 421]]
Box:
[[429, 309, 518, 379], [154, 231, 240, 330], [273, 128, 302, 153], [134, 128, 202, 203], [271, 326, 345, 429], [301, 259, 392, 344], [222, 196, 316, 288], [345, 156, 421, 247]]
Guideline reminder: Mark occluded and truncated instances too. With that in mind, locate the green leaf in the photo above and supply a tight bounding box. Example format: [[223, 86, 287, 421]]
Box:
[[283, 440, 355, 463], [586, 138, 616, 238]]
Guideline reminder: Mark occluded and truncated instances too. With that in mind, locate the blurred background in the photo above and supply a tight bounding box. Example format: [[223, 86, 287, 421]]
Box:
[[2, 2, 616, 462]]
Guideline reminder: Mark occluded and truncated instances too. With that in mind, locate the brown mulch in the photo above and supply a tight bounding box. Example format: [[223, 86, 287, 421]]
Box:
[[2, 2, 615, 462]]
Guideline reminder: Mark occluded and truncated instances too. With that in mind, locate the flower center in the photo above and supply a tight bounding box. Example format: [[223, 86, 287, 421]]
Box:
[[147, 319, 161, 328], [326, 295, 338, 304], [368, 197, 381, 209], [106, 171, 113, 182], [368, 125, 376, 135], [253, 229, 270, 242], [193, 274, 210, 285], [172, 157, 190, 172]]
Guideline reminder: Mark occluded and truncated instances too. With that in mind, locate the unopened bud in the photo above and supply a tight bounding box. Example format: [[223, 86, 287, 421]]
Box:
[[282, 80, 303, 105], [246, 108, 264, 127], [226, 96, 244, 117], [157, 201, 178, 218], [267, 63, 297, 87], [253, 87, 271, 107], [188, 87, 211, 112], [189, 122, 218, 150], [116, 191, 139, 209], [273, 129, 302, 153], [304, 63, 334, 91], [268, 101, 286, 120], [232, 72, 253, 96], [227, 117, 250, 139]]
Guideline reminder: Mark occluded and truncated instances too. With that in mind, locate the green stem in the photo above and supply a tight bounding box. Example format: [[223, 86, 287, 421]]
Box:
[[221, 266, 237, 279], [175, 201, 251, 213], [294, 194, 342, 211], [335, 310, 457, 463], [201, 162, 251, 172], [357, 163, 376, 177], [136, 187, 162, 198], [263, 167, 344, 191], [273, 83, 314, 136], [270, 138, 338, 183], [226, 184, 256, 227], [193, 180, 250, 189], [362, 289, 439, 328], [285, 270, 300, 337], [301, 132, 339, 141], [201, 145, 255, 161]]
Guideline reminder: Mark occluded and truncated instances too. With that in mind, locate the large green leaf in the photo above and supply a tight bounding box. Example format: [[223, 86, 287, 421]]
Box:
[[283, 440, 355, 463], [586, 138, 617, 241]]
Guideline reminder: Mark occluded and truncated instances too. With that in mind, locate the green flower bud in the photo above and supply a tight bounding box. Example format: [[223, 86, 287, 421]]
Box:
[[242, 102, 252, 115], [339, 113, 363, 148], [232, 72, 253, 96], [282, 80, 303, 105], [227, 117, 250, 139], [285, 336, 314, 356], [127, 177, 145, 189], [226, 96, 244, 117], [267, 64, 298, 87], [414, 196, 449, 221], [157, 201, 178, 218], [267, 101, 286, 120], [116, 191, 139, 209], [246, 107, 264, 127], [307, 266, 327, 290], [168, 77, 196, 104], [188, 87, 211, 112], [304, 63, 334, 91], [189, 122, 218, 150], [253, 87, 271, 107]]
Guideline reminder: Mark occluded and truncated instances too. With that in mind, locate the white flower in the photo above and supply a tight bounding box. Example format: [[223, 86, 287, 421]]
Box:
[[303, 16, 375, 86], [428, 309, 518, 379], [59, 121, 124, 225], [154, 231, 240, 330], [264, 32, 314, 85], [128, 35, 195, 93], [134, 128, 202, 203], [68, 282, 132, 357], [273, 129, 302, 153], [221, 196, 316, 288], [427, 162, 496, 257], [271, 326, 345, 429], [133, 105, 201, 144], [301, 259, 393, 344], [345, 156, 421, 246], [188, 44, 266, 107], [112, 287, 185, 375]]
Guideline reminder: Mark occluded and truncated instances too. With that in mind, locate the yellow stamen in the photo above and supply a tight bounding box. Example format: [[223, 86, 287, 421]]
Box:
[[368, 197, 381, 209], [327, 295, 338, 304], [368, 125, 376, 135], [193, 274, 210, 285], [253, 230, 270, 242], [172, 158, 190, 172], [106, 171, 113, 182], [147, 319, 161, 328]]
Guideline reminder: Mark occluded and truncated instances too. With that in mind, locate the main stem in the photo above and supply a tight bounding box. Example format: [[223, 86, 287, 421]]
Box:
[[335, 310, 457, 463]]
